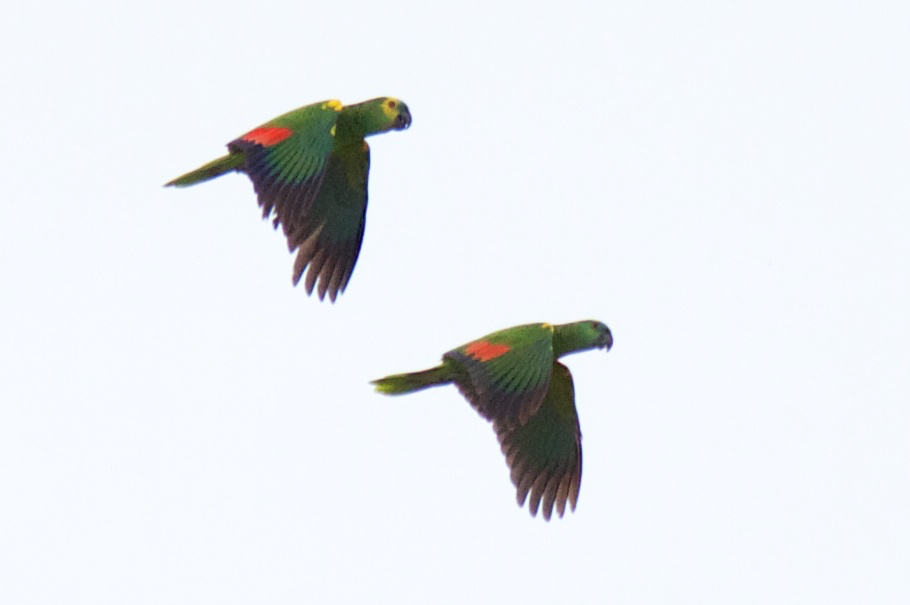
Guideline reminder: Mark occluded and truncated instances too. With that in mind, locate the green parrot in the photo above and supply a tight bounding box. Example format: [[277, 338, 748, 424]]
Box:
[[372, 320, 613, 520], [165, 97, 412, 302]]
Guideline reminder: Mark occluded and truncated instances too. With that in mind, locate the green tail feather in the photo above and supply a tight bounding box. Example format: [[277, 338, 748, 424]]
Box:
[[372, 365, 453, 395], [165, 153, 244, 187]]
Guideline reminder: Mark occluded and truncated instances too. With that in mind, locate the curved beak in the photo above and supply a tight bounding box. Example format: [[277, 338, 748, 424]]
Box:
[[395, 106, 412, 130], [598, 328, 614, 351]]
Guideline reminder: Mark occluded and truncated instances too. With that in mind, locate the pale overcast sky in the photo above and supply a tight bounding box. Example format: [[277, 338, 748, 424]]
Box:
[[2, 1, 908, 603]]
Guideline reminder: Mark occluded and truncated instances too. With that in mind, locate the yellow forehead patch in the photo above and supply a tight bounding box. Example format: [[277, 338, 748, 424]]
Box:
[[542, 323, 555, 331], [323, 100, 343, 112], [380, 98, 401, 120]]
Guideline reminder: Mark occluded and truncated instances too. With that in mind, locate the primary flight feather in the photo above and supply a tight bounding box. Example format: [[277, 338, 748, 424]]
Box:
[[372, 320, 613, 520], [165, 97, 412, 301]]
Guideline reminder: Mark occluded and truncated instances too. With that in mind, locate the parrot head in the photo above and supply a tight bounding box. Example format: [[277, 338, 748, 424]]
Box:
[[349, 97, 412, 137], [379, 97, 412, 130], [552, 320, 613, 357], [588, 320, 613, 351], [572, 320, 612, 351]]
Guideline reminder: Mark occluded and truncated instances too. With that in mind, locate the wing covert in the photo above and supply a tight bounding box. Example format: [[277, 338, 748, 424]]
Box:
[[228, 102, 339, 236], [445, 324, 556, 426]]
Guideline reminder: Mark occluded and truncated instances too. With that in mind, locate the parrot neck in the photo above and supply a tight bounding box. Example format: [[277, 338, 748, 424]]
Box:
[[552, 324, 599, 358], [336, 102, 393, 144]]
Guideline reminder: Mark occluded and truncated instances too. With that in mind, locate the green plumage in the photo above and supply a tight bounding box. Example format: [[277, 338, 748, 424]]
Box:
[[372, 320, 613, 520], [496, 363, 581, 519], [166, 154, 244, 187], [165, 97, 411, 301], [372, 365, 454, 394]]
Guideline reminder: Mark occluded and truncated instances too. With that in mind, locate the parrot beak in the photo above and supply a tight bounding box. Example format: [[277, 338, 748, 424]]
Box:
[[395, 107, 412, 130], [598, 328, 613, 352]]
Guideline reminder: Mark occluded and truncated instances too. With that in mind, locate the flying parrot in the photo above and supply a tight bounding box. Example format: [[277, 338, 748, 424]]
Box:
[[372, 320, 613, 520], [165, 97, 412, 302]]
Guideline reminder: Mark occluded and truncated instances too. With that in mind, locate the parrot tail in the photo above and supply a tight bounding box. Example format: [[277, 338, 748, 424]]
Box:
[[372, 365, 453, 395], [165, 153, 244, 187]]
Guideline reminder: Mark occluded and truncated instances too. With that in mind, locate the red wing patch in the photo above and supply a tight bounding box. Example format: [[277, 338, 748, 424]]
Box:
[[240, 127, 293, 147], [464, 340, 511, 362]]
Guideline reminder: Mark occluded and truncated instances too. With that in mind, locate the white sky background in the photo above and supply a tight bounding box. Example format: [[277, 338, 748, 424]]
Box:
[[1, 1, 908, 603]]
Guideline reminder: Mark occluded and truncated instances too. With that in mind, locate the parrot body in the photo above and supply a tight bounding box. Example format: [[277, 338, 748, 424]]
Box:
[[372, 320, 613, 520], [166, 97, 412, 301]]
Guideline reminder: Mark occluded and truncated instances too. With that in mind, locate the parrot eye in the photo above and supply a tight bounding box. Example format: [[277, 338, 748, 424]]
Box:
[[387, 100, 397, 109]]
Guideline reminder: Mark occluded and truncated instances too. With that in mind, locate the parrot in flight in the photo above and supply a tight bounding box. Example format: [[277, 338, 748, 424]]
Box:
[[165, 97, 412, 302], [372, 320, 613, 520]]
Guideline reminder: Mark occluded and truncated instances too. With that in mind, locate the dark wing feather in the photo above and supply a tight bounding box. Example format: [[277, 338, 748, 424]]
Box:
[[495, 362, 582, 520], [288, 142, 370, 301]]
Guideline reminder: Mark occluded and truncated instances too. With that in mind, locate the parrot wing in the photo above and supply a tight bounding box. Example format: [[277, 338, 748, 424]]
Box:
[[444, 323, 555, 427], [228, 102, 340, 230], [288, 142, 371, 301], [495, 362, 582, 520]]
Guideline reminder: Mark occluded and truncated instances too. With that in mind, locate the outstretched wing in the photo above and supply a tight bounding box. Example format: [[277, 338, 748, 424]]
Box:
[[495, 362, 582, 520], [444, 323, 555, 427], [228, 102, 340, 232], [289, 142, 370, 301]]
